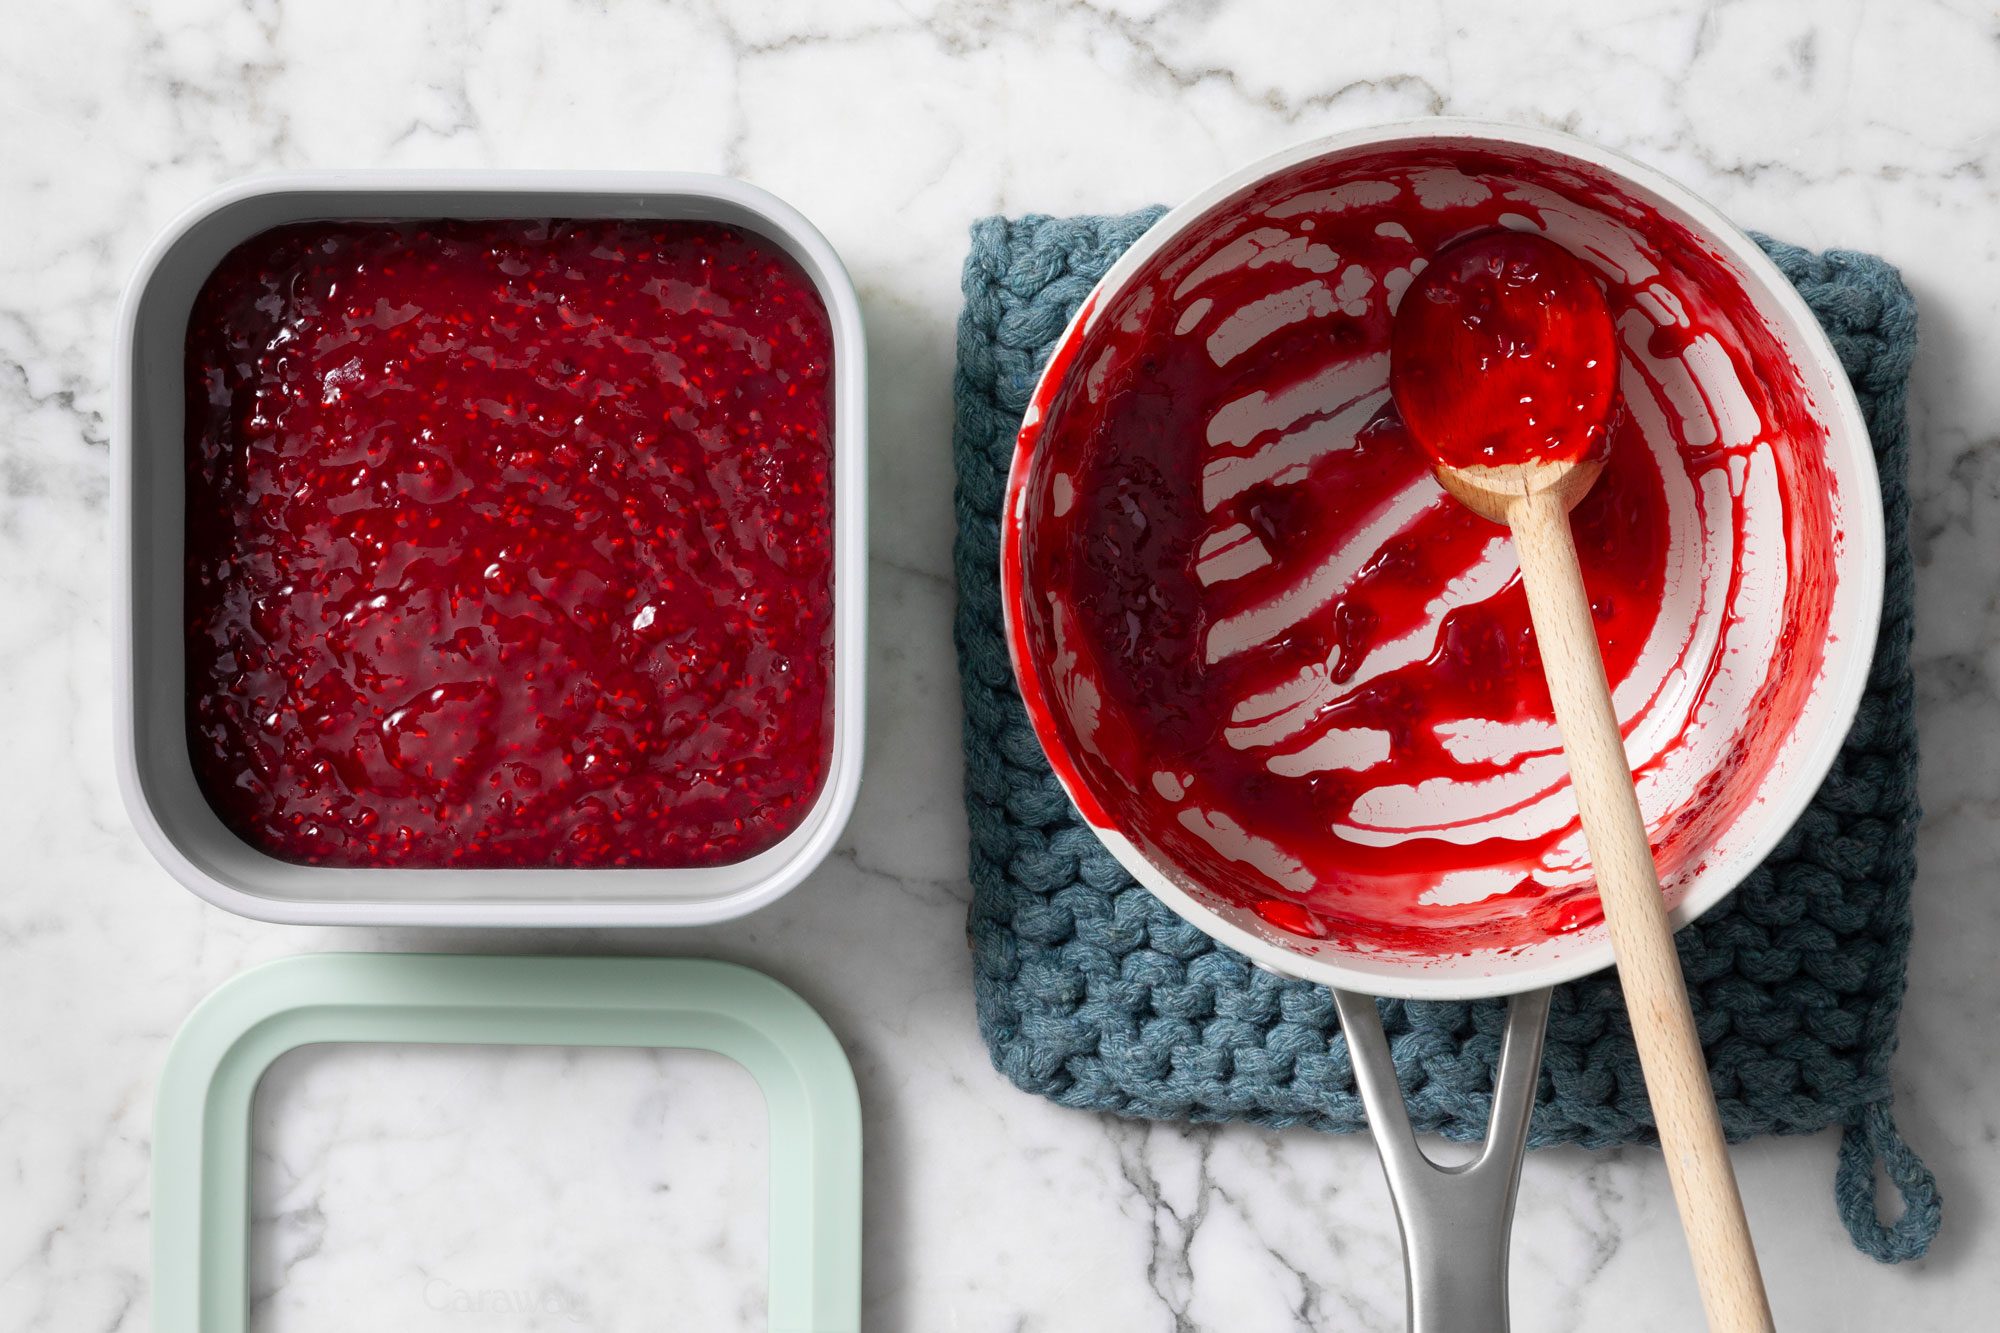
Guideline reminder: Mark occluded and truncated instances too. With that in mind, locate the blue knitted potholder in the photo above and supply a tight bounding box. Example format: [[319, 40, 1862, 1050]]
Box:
[[953, 209, 1940, 1263]]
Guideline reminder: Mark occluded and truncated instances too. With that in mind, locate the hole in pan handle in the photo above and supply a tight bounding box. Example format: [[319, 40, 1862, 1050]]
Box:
[[1331, 986, 1553, 1333]]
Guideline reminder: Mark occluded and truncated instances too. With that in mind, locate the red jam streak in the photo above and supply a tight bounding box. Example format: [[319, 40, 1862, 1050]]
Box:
[[1390, 231, 1619, 470], [184, 220, 835, 869], [1012, 149, 1836, 956]]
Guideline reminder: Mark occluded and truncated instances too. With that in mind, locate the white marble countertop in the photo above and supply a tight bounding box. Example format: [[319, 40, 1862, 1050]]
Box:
[[3, 2, 1995, 1329]]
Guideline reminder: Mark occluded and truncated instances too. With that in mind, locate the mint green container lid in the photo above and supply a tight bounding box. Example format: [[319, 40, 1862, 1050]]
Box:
[[154, 954, 862, 1332]]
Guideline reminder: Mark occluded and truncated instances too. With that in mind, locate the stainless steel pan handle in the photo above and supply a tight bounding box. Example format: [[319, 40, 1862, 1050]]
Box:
[[1331, 986, 1553, 1333]]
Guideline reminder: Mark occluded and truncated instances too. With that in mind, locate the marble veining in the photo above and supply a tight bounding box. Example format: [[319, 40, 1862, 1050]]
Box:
[[1, 2, 1995, 1329], [251, 1045, 770, 1331]]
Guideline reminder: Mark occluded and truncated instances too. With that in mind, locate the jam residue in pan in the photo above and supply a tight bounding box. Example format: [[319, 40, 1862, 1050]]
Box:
[[1011, 151, 1838, 954]]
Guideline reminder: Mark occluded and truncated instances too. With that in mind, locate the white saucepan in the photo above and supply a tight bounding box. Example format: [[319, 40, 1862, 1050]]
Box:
[[1002, 121, 1881, 1330]]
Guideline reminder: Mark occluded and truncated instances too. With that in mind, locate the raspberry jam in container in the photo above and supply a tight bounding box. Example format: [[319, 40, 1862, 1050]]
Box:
[[184, 219, 832, 870], [117, 175, 865, 925]]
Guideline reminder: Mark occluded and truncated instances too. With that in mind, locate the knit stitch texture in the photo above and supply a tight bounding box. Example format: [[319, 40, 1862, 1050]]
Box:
[[953, 209, 1939, 1263]]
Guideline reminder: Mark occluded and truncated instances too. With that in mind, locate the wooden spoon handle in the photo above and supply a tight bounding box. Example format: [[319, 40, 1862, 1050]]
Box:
[[1509, 490, 1775, 1333]]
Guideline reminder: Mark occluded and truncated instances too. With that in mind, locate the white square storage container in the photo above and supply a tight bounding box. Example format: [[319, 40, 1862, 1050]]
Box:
[[115, 172, 866, 926]]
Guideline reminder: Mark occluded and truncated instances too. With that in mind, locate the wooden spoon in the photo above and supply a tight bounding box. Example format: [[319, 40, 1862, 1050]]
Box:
[[1390, 231, 1775, 1333]]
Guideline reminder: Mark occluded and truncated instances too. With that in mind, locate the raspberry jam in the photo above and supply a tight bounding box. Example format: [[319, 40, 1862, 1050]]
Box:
[[184, 219, 836, 869], [1008, 150, 1838, 956], [1388, 230, 1620, 470]]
